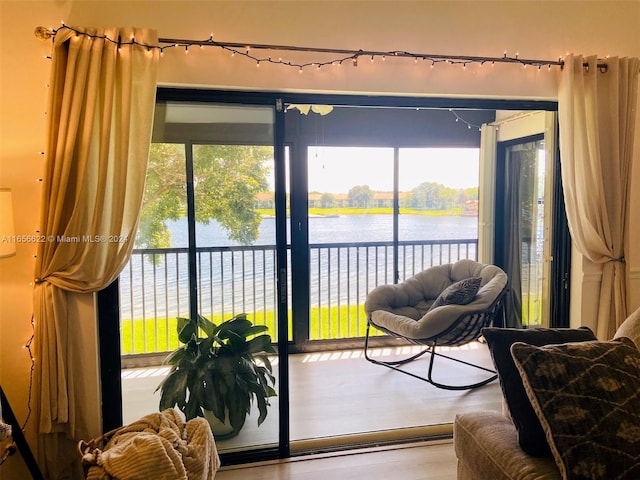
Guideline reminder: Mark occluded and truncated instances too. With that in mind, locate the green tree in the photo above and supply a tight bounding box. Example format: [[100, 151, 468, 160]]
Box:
[[137, 143, 187, 249], [405, 182, 458, 210], [348, 185, 373, 208], [136, 143, 272, 249], [405, 182, 440, 209], [320, 192, 334, 208], [462, 186, 479, 201]]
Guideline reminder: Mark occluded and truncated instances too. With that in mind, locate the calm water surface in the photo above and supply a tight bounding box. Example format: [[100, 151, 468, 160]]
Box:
[[120, 214, 478, 328], [166, 214, 478, 247]]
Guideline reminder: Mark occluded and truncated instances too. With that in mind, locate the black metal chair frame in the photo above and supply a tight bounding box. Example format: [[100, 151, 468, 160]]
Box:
[[364, 286, 507, 390]]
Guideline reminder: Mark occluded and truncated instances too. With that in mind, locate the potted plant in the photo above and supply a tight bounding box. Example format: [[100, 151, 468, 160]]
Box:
[[156, 313, 277, 439]]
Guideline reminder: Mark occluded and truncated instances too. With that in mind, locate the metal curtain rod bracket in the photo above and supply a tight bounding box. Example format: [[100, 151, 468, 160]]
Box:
[[35, 25, 613, 71]]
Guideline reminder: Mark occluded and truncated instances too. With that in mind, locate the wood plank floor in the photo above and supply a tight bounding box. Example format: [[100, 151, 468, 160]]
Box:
[[122, 341, 501, 457], [214, 440, 457, 480]]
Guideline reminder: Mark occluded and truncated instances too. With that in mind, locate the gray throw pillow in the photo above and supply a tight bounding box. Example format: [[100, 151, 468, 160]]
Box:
[[429, 276, 482, 311]]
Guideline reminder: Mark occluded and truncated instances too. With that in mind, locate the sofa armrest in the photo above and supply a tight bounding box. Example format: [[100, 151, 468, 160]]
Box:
[[454, 411, 560, 480]]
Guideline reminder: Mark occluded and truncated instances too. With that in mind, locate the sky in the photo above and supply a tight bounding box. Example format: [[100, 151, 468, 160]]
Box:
[[306, 146, 480, 193]]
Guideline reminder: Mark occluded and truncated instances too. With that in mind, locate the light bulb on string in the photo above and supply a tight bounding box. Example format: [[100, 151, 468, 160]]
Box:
[[38, 24, 574, 75]]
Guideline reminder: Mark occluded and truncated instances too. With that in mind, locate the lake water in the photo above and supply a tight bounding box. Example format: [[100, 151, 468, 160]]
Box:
[[119, 214, 478, 329], [165, 214, 478, 247]]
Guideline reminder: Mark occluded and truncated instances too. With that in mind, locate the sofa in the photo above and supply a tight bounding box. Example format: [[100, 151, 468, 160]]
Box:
[[454, 308, 640, 480]]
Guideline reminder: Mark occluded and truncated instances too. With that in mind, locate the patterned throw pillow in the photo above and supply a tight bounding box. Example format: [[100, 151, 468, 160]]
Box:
[[482, 326, 597, 456], [429, 276, 482, 311], [510, 338, 640, 480]]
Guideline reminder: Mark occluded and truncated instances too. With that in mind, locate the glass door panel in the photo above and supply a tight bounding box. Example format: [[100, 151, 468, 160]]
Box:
[[306, 146, 394, 341], [192, 140, 280, 451], [498, 139, 546, 328], [288, 145, 397, 444], [120, 102, 283, 456], [398, 148, 480, 277], [192, 144, 277, 332], [119, 142, 189, 426]]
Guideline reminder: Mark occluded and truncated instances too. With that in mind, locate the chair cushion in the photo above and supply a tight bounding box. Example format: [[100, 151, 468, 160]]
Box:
[[482, 327, 597, 457], [429, 276, 482, 310], [614, 306, 640, 349], [511, 338, 640, 480], [366, 260, 507, 341]]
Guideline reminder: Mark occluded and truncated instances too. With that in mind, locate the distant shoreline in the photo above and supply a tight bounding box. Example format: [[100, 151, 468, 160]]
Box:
[[258, 207, 478, 217]]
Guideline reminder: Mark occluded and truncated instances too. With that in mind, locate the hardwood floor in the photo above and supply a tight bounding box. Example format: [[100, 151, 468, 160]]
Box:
[[214, 440, 458, 480], [122, 341, 501, 459]]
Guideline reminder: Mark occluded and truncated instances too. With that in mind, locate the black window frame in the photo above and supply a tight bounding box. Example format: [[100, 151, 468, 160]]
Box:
[[98, 88, 564, 465]]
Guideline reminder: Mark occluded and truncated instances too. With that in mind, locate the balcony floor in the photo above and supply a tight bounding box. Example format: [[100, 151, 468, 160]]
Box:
[[122, 341, 502, 454]]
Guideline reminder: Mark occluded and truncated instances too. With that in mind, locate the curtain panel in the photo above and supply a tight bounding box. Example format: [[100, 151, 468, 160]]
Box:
[[33, 26, 158, 478], [558, 55, 639, 339]]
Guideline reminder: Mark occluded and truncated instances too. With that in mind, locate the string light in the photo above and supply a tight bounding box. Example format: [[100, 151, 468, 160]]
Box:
[[0, 41, 50, 455], [449, 109, 483, 132], [36, 24, 588, 74], [0, 312, 37, 467], [21, 315, 36, 431]]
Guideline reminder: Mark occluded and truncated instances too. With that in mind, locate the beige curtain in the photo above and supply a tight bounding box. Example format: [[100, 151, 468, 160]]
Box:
[[558, 55, 639, 339], [33, 26, 158, 478]]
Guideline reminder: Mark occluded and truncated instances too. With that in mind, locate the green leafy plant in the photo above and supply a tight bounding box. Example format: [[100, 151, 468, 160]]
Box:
[[156, 313, 277, 438]]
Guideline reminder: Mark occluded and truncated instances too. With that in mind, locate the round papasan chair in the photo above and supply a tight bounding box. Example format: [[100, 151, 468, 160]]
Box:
[[364, 259, 508, 390]]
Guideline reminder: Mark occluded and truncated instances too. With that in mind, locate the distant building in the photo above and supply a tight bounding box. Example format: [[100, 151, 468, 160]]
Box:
[[462, 199, 479, 216]]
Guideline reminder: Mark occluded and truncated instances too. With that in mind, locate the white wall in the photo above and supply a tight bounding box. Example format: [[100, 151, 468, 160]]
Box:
[[1, 1, 639, 476]]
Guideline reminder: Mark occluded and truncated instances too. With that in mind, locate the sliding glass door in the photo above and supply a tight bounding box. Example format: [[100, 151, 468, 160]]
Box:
[[101, 91, 566, 465], [119, 102, 286, 457], [286, 105, 489, 445]]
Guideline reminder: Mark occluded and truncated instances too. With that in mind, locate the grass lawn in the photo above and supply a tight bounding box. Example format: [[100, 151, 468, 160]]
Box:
[[120, 305, 377, 355]]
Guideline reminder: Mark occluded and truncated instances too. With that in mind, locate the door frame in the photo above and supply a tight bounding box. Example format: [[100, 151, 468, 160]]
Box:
[[491, 111, 570, 328], [97, 88, 559, 464]]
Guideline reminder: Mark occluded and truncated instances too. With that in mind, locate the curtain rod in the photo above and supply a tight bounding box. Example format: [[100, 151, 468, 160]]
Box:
[[158, 36, 570, 69], [36, 25, 611, 71]]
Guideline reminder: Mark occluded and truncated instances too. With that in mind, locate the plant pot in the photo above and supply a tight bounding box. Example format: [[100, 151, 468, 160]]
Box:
[[203, 409, 245, 440]]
